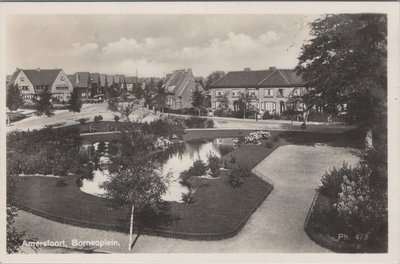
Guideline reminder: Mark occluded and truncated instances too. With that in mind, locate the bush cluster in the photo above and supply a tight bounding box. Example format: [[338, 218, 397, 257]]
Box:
[[207, 152, 220, 178], [229, 163, 252, 188]]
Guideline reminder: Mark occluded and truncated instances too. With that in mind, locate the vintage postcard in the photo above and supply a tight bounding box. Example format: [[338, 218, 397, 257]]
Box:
[[0, 1, 399, 263]]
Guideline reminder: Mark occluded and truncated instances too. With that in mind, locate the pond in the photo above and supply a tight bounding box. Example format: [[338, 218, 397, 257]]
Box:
[[80, 138, 236, 202]]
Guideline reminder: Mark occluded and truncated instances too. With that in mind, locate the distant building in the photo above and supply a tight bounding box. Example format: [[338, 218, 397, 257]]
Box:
[[99, 74, 107, 91], [163, 69, 199, 110], [68, 72, 90, 98], [9, 68, 73, 103], [125, 76, 138, 93], [89, 73, 101, 96], [210, 67, 305, 114]]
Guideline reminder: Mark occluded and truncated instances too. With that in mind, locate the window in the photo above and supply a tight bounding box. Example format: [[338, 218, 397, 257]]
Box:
[[19, 77, 24, 82], [19, 86, 29, 91], [249, 89, 256, 96], [232, 90, 239, 97], [60, 76, 65, 81], [216, 90, 223, 96], [264, 102, 276, 112], [56, 85, 69, 90], [278, 89, 284, 97], [264, 89, 273, 97], [213, 101, 221, 109]]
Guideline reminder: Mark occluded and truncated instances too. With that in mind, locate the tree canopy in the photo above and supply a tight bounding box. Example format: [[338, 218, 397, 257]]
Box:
[[68, 88, 82, 113], [6, 84, 24, 112], [33, 90, 54, 117], [296, 14, 387, 128]]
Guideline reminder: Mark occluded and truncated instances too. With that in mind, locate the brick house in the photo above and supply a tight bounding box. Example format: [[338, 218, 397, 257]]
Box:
[[68, 72, 91, 98], [209, 67, 305, 115], [10, 68, 73, 103], [163, 68, 199, 110]]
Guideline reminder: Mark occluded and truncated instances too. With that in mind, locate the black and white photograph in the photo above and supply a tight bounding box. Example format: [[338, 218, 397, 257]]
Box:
[[1, 1, 399, 262]]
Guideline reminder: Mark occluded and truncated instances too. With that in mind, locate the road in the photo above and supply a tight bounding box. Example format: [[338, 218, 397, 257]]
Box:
[[7, 103, 355, 133], [15, 144, 359, 253]]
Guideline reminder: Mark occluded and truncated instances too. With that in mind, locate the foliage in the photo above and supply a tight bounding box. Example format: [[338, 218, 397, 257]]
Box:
[[244, 131, 271, 144], [68, 87, 82, 113], [114, 115, 120, 122], [207, 152, 220, 178], [101, 154, 169, 212], [188, 159, 208, 177], [296, 14, 387, 128], [205, 71, 225, 90], [77, 118, 89, 125], [184, 116, 214, 128], [56, 178, 68, 187], [265, 141, 273, 148], [33, 90, 54, 117], [229, 163, 252, 188], [116, 101, 146, 123], [191, 86, 205, 115], [238, 89, 255, 119], [6, 84, 24, 112], [6, 127, 84, 176], [181, 189, 196, 204], [94, 115, 103, 123], [230, 155, 236, 164]]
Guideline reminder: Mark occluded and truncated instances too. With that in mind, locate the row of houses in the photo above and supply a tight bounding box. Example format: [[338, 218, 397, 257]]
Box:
[[209, 67, 305, 115], [7, 68, 142, 103], [7, 66, 306, 116]]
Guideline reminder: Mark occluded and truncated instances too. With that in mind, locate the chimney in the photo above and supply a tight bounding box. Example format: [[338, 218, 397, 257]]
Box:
[[269, 66, 277, 71], [37, 68, 41, 72], [76, 73, 79, 85], [244, 68, 251, 72]]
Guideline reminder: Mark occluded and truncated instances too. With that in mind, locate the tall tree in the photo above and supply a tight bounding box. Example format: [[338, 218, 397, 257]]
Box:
[[101, 153, 169, 251], [33, 90, 54, 118], [156, 80, 166, 112], [206, 71, 225, 90], [191, 86, 205, 116], [6, 84, 24, 112], [68, 88, 82, 113], [296, 14, 387, 130], [238, 89, 254, 119]]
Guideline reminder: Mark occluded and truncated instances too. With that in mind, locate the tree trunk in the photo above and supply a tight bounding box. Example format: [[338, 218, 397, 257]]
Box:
[[128, 205, 135, 251], [303, 110, 309, 125]]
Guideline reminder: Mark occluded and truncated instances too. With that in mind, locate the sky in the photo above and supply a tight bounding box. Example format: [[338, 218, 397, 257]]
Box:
[[6, 14, 319, 78]]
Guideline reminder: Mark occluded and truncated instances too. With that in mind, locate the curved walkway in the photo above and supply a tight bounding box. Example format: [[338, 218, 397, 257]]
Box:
[[15, 145, 359, 253]]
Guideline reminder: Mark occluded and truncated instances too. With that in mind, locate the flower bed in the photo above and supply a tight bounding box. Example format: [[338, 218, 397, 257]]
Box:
[[244, 131, 271, 144]]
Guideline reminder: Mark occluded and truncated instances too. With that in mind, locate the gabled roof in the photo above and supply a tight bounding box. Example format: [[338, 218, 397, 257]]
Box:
[[90, 73, 100, 84], [164, 69, 197, 95], [9, 69, 22, 85], [210, 69, 304, 88], [23, 69, 62, 87], [106, 75, 114, 85], [114, 74, 125, 84], [100, 74, 107, 87]]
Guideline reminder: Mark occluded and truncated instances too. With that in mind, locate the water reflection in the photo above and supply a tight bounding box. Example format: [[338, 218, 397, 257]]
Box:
[[80, 138, 235, 202]]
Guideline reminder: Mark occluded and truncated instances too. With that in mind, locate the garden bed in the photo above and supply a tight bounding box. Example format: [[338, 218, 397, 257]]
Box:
[[304, 191, 387, 253], [12, 170, 272, 240]]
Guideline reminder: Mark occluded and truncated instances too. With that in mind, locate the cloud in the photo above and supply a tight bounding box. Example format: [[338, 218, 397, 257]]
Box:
[[71, 42, 99, 55]]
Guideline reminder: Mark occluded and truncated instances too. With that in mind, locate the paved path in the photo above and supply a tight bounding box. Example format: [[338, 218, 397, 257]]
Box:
[[15, 145, 358, 253]]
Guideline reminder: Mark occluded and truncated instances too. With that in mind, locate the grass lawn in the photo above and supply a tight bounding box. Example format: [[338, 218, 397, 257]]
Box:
[[13, 171, 271, 238]]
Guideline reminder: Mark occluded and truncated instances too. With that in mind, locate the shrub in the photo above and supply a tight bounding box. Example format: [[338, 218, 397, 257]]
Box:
[[205, 119, 215, 128], [77, 118, 89, 125], [56, 179, 68, 187], [181, 189, 196, 204], [94, 115, 103, 123], [207, 152, 220, 178], [114, 115, 120, 122], [320, 162, 359, 200], [229, 163, 252, 188], [188, 159, 207, 176], [97, 141, 106, 153]]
